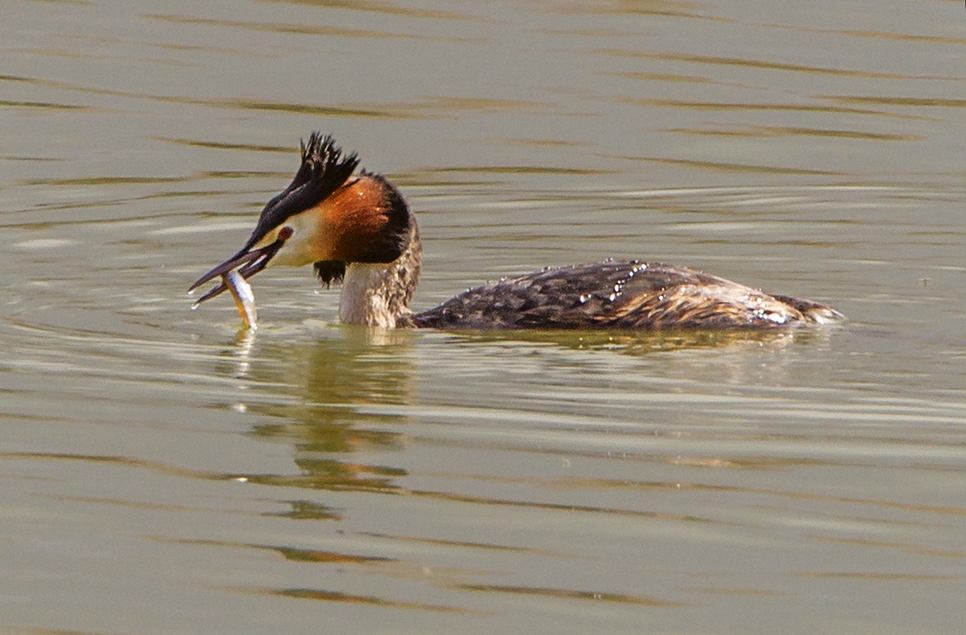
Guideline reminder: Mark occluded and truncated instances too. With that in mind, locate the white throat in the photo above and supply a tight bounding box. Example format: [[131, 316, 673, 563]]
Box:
[[338, 225, 421, 328]]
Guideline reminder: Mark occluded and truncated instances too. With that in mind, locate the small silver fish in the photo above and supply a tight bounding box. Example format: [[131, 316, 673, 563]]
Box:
[[224, 270, 257, 331]]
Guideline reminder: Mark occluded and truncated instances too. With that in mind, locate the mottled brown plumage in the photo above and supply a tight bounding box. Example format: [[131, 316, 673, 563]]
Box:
[[412, 260, 842, 330]]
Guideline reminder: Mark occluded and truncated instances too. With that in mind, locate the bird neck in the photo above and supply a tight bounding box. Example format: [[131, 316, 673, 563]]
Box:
[[338, 223, 421, 328]]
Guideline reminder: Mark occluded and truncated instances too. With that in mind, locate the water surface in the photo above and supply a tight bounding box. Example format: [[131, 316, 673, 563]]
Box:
[[2, 0, 966, 633]]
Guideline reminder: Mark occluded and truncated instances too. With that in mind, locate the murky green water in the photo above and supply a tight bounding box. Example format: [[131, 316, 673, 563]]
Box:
[[2, 1, 965, 633]]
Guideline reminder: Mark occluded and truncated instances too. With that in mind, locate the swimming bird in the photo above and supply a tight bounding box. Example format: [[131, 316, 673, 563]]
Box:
[[189, 133, 844, 330]]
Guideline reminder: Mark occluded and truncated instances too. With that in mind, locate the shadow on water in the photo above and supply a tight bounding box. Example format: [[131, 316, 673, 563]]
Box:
[[196, 320, 845, 517], [198, 321, 840, 520], [430, 325, 841, 355], [223, 330, 417, 500]]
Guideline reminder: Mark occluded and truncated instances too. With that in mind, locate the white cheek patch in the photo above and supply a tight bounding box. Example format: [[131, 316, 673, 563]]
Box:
[[269, 211, 327, 267]]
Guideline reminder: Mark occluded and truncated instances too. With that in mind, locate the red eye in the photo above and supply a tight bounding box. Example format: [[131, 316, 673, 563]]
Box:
[[278, 226, 294, 240]]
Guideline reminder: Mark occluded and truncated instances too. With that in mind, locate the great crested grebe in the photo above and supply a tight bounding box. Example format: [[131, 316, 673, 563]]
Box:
[[189, 133, 844, 330]]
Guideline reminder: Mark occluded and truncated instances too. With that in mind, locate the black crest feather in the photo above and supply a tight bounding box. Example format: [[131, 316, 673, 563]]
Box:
[[240, 132, 360, 253]]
